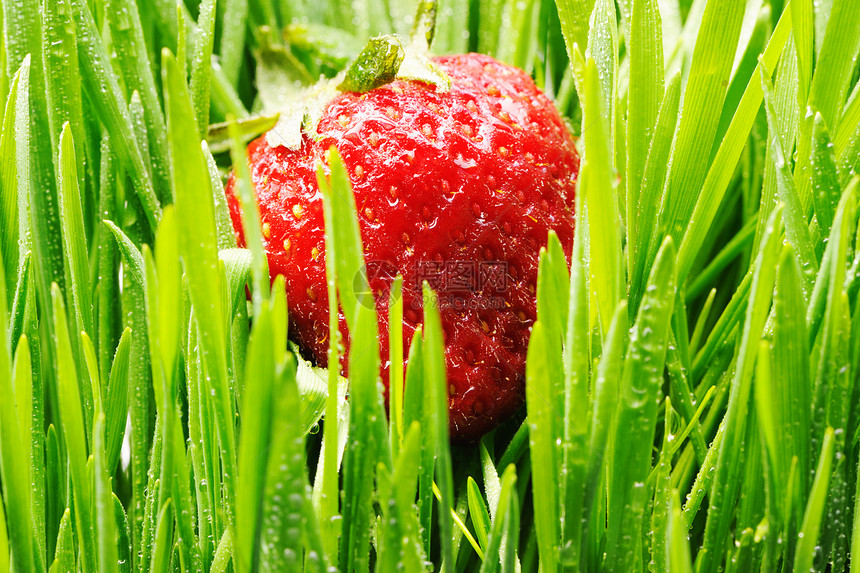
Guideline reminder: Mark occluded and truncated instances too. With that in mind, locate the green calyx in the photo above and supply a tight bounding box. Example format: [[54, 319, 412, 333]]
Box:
[[263, 0, 450, 150], [338, 35, 406, 93]]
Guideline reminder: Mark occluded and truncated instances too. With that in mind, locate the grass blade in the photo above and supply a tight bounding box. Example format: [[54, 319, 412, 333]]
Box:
[[525, 321, 560, 571], [51, 284, 96, 573], [695, 206, 784, 573], [605, 237, 676, 572], [0, 260, 35, 573], [761, 67, 818, 298], [164, 48, 237, 533], [106, 0, 172, 205], [69, 0, 161, 227], [676, 8, 791, 281], [809, 112, 841, 238], [581, 57, 622, 335], [658, 0, 746, 245], [625, 0, 664, 281], [793, 427, 835, 573], [422, 283, 454, 570]]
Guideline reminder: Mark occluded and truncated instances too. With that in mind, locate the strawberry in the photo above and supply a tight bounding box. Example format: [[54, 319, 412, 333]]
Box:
[[226, 52, 579, 440]]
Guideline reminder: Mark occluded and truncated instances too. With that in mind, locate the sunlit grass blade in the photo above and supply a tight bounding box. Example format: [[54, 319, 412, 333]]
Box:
[[585, 0, 618, 156], [260, 349, 328, 572], [555, 0, 594, 64], [220, 0, 249, 86], [561, 189, 589, 566], [771, 246, 812, 503], [236, 287, 277, 572], [402, 329, 436, 554], [316, 148, 367, 331], [0, 63, 25, 300], [792, 0, 860, 213], [94, 413, 119, 573], [0, 489, 7, 572], [467, 476, 492, 552], [631, 71, 679, 310], [51, 509, 74, 572], [191, 0, 217, 136], [104, 328, 131, 482], [42, 0, 88, 214], [667, 490, 693, 573], [382, 281, 402, 449], [58, 123, 94, 352], [150, 500, 174, 573], [3, 19, 66, 298]]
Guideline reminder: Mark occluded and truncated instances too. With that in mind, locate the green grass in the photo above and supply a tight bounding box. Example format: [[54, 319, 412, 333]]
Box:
[[0, 0, 859, 571]]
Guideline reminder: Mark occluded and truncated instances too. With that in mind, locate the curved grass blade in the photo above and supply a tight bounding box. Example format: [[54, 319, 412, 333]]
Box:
[[0, 489, 7, 573], [316, 147, 367, 332], [760, 66, 818, 297], [228, 118, 270, 314], [0, 64, 25, 299]]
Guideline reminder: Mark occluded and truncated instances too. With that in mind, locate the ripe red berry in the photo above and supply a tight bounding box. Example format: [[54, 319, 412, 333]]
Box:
[[226, 53, 579, 440]]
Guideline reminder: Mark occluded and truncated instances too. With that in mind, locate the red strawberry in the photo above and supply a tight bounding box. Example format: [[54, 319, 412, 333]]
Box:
[[226, 53, 579, 440]]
